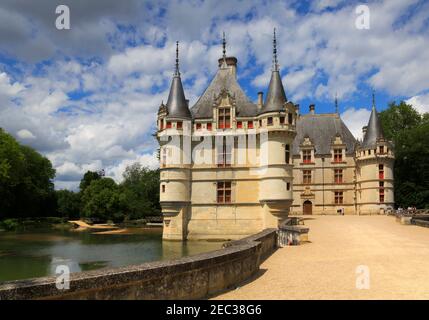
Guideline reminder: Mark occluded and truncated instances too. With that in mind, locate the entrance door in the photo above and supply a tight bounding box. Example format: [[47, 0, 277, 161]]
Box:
[[303, 200, 312, 215]]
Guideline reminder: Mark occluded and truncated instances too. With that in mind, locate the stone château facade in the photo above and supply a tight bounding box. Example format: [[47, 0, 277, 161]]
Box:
[[156, 32, 394, 241]]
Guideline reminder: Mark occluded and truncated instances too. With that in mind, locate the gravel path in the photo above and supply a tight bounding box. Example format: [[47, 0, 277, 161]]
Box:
[[213, 215, 429, 300]]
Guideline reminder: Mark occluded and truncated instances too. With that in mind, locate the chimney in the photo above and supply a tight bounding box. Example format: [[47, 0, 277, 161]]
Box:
[[218, 57, 237, 78], [257, 92, 263, 109], [309, 104, 315, 115], [362, 126, 367, 139]]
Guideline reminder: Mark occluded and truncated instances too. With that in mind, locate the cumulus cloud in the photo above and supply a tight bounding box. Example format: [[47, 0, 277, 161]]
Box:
[[406, 93, 429, 114], [341, 107, 371, 140], [16, 129, 36, 140]]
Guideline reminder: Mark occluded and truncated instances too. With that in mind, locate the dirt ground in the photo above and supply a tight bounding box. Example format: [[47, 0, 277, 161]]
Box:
[[213, 215, 429, 300]]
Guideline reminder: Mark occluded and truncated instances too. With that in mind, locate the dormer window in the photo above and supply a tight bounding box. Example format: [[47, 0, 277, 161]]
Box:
[[218, 108, 231, 129], [303, 150, 311, 163], [166, 121, 172, 129], [237, 121, 242, 129], [288, 113, 293, 124], [207, 123, 212, 131], [280, 116, 285, 124], [248, 121, 253, 129], [160, 121, 164, 130], [380, 146, 384, 154], [196, 123, 202, 130], [177, 121, 182, 129], [267, 117, 273, 126], [334, 149, 342, 162]]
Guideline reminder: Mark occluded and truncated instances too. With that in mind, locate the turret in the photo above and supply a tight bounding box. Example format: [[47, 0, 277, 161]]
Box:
[[258, 29, 297, 228], [157, 42, 191, 240], [355, 92, 395, 215]]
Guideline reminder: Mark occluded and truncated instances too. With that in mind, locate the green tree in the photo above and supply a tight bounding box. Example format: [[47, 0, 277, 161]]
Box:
[[379, 102, 429, 209], [379, 101, 422, 141], [79, 170, 101, 192], [56, 190, 81, 219], [0, 128, 56, 218], [121, 163, 160, 219], [81, 178, 125, 222]]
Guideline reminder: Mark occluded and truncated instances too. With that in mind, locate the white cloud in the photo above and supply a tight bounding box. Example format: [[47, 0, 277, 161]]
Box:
[[406, 93, 429, 114], [16, 129, 36, 140], [341, 107, 371, 140]]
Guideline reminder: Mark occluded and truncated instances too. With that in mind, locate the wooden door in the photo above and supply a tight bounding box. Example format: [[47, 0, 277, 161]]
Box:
[[303, 200, 312, 215]]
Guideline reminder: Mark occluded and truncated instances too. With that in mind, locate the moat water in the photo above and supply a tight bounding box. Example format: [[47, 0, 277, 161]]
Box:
[[0, 228, 222, 283]]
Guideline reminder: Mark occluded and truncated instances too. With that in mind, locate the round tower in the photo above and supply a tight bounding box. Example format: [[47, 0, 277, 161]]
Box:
[[157, 42, 191, 240], [257, 29, 297, 228], [356, 93, 395, 215]]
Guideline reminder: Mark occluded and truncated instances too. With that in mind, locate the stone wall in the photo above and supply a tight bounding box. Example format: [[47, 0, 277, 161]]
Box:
[[0, 229, 277, 300]]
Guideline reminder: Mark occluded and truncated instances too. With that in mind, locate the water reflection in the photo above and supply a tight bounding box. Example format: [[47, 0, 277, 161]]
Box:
[[0, 228, 222, 282]]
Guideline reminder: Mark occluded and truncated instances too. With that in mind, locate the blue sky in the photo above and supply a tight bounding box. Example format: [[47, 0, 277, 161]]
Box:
[[0, 0, 428, 190]]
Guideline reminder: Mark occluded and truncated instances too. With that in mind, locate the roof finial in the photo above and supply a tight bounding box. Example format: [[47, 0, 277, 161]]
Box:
[[222, 32, 226, 58], [335, 92, 339, 114], [273, 28, 279, 71], [372, 89, 376, 108], [174, 41, 180, 76]]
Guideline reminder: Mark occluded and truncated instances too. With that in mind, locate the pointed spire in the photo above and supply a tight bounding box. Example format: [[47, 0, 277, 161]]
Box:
[[361, 91, 384, 149], [220, 32, 228, 68], [259, 28, 287, 115], [165, 41, 191, 119], [174, 41, 180, 76], [222, 32, 226, 59], [272, 28, 279, 71], [335, 92, 339, 114]]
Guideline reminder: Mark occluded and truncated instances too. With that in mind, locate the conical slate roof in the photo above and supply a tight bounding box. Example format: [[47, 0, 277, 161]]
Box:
[[260, 70, 287, 114], [165, 75, 191, 119], [361, 101, 384, 149], [259, 28, 287, 115], [165, 41, 191, 119]]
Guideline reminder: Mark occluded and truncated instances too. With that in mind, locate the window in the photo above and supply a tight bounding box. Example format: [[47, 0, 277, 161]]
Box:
[[217, 137, 232, 167], [237, 121, 242, 129], [176, 121, 182, 129], [166, 121, 172, 129], [379, 182, 385, 202], [303, 170, 311, 184], [259, 120, 262, 127], [196, 123, 202, 130], [335, 191, 343, 204], [368, 149, 371, 155], [285, 144, 290, 164], [161, 148, 168, 167], [334, 169, 343, 184], [161, 185, 165, 193], [303, 150, 311, 163], [207, 123, 212, 131], [334, 149, 342, 162], [267, 117, 273, 126], [160, 121, 164, 130], [280, 116, 285, 124], [218, 108, 231, 129], [217, 181, 231, 203], [288, 113, 293, 124], [380, 146, 384, 154], [247, 121, 253, 129], [379, 164, 384, 180], [287, 182, 290, 191]]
